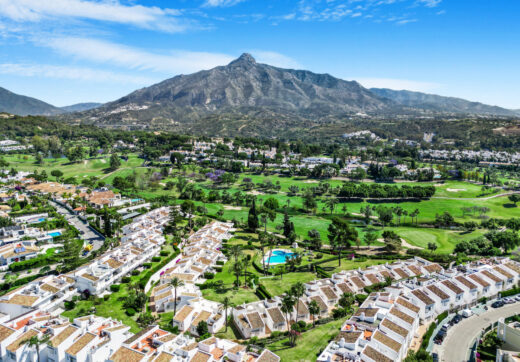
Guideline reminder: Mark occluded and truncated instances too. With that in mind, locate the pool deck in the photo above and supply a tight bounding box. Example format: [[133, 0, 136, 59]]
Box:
[[263, 249, 295, 265]]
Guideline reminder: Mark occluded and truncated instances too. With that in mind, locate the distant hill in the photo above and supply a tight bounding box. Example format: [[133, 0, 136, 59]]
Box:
[[369, 88, 517, 117], [66, 53, 403, 135], [60, 102, 102, 112], [0, 87, 63, 116]]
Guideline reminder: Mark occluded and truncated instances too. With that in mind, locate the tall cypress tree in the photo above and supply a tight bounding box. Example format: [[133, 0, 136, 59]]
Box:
[[248, 198, 259, 231]]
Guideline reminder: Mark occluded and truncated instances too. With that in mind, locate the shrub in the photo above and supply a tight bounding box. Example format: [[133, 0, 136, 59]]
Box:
[[160, 251, 170, 257], [142, 263, 152, 269], [110, 284, 120, 292], [216, 261, 225, 265], [126, 308, 136, 316], [203, 272, 215, 279], [121, 277, 131, 283], [151, 256, 161, 262], [103, 295, 110, 301], [64, 301, 76, 310], [131, 270, 140, 276], [315, 253, 323, 259], [355, 294, 367, 305]]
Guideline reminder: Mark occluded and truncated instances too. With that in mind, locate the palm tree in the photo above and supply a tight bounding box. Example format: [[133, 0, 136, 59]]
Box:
[[308, 299, 320, 328], [242, 257, 251, 287], [232, 260, 243, 288], [280, 294, 295, 333], [222, 296, 233, 332], [325, 197, 338, 215], [229, 245, 243, 263], [290, 282, 305, 323], [21, 334, 50, 362], [170, 277, 185, 317]]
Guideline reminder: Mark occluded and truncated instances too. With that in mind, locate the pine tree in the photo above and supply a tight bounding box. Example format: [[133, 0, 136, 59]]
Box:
[[248, 199, 259, 231]]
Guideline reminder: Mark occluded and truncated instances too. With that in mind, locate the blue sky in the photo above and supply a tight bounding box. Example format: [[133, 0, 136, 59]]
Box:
[[0, 0, 518, 108]]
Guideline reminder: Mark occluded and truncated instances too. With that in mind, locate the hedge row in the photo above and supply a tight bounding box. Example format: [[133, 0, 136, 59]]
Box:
[[501, 286, 520, 297], [255, 284, 272, 300], [420, 311, 449, 349]]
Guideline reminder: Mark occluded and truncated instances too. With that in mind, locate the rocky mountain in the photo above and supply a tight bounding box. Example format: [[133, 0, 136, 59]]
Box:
[[370, 88, 516, 116], [0, 87, 63, 116], [60, 102, 102, 113], [67, 53, 406, 135]]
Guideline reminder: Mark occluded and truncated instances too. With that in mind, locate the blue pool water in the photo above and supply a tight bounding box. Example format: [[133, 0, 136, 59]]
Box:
[[38, 218, 46, 222], [48, 231, 61, 237], [267, 250, 295, 264], [131, 198, 141, 202]]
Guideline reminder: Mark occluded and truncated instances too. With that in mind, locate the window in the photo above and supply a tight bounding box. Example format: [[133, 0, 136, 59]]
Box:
[[7, 351, 16, 360]]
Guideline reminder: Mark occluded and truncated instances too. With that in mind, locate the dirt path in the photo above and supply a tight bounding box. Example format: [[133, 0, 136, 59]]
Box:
[[432, 191, 520, 201]]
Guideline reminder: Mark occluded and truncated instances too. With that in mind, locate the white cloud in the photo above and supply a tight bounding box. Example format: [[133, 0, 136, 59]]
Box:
[[249, 50, 302, 69], [43, 37, 235, 74], [0, 0, 187, 32], [0, 63, 156, 84], [356, 77, 441, 92], [416, 0, 442, 8], [203, 0, 244, 7]]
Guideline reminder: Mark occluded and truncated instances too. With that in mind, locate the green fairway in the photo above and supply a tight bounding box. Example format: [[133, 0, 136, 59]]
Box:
[[392, 226, 486, 253]]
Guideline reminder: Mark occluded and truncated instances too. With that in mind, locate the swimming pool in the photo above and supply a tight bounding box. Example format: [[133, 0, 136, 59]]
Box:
[[48, 231, 61, 238], [265, 249, 295, 265]]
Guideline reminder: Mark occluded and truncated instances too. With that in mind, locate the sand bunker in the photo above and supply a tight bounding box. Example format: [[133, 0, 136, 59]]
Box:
[[247, 190, 264, 195], [304, 180, 319, 183], [447, 188, 466, 192], [224, 205, 242, 210]]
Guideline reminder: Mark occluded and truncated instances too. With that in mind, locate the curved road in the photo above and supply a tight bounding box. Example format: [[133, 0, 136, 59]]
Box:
[[441, 303, 520, 361]]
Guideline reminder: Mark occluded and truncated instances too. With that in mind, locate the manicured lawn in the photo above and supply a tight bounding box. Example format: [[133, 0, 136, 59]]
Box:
[[392, 226, 486, 253], [267, 318, 344, 361], [260, 272, 317, 296], [319, 258, 391, 274]]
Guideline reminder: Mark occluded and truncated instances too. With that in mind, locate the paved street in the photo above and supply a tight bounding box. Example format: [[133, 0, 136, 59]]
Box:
[[49, 200, 105, 251], [441, 303, 520, 361]]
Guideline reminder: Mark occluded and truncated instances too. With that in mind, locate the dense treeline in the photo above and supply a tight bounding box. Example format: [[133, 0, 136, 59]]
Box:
[[338, 182, 436, 199]]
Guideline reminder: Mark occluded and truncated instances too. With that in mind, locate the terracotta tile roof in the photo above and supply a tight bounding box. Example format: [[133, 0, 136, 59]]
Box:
[[335, 330, 362, 343], [354, 308, 379, 318], [109, 346, 146, 362], [427, 285, 450, 300], [309, 296, 328, 312], [389, 307, 415, 325], [256, 349, 280, 362], [395, 298, 420, 313], [365, 274, 380, 285], [40, 283, 60, 293], [379, 270, 394, 280], [4, 294, 39, 307], [153, 352, 175, 362], [336, 283, 354, 294], [362, 345, 393, 362], [407, 265, 422, 276], [451, 278, 475, 294], [424, 263, 443, 273], [81, 273, 99, 282], [373, 330, 401, 352], [50, 325, 78, 347], [394, 268, 409, 279], [7, 329, 38, 353], [267, 308, 285, 325], [481, 270, 502, 283], [105, 258, 124, 269], [191, 351, 211, 362], [469, 273, 490, 287], [506, 262, 520, 274], [351, 276, 366, 288], [381, 318, 408, 338], [123, 326, 155, 345], [296, 299, 309, 315], [174, 306, 194, 322], [246, 312, 264, 330], [200, 336, 216, 345], [494, 266, 514, 279], [411, 289, 434, 306], [192, 311, 212, 329], [66, 332, 96, 356], [228, 344, 246, 354], [320, 286, 338, 300], [442, 280, 464, 295], [0, 325, 15, 342]]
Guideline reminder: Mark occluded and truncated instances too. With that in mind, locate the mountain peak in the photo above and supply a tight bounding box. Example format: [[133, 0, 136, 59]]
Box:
[[229, 53, 257, 67]]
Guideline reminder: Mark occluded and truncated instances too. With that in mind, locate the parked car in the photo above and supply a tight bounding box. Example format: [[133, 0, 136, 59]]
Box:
[[452, 314, 462, 324], [492, 301, 504, 308], [432, 352, 439, 362]]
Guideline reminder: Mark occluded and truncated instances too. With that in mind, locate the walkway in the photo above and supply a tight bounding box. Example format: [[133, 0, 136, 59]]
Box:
[[441, 303, 520, 362]]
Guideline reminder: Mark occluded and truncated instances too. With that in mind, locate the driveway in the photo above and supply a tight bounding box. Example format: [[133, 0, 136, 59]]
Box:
[[49, 200, 105, 251], [441, 303, 520, 361]]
